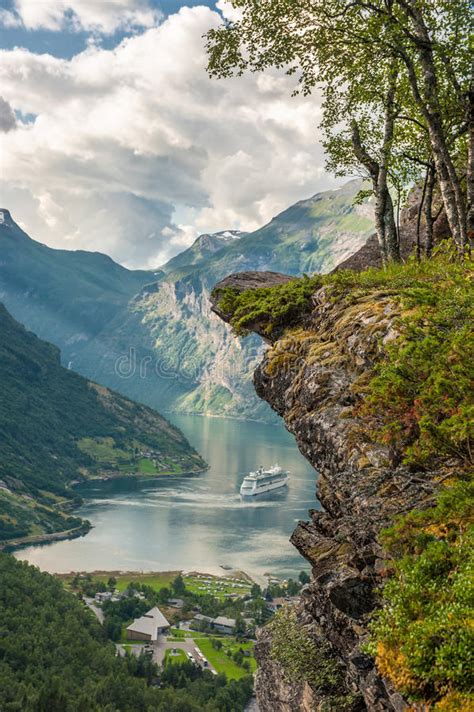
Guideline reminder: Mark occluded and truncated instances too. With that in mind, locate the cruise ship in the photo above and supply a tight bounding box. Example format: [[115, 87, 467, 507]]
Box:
[[240, 464, 289, 496]]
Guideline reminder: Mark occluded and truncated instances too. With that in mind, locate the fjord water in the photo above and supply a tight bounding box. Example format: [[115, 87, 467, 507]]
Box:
[[15, 416, 320, 579]]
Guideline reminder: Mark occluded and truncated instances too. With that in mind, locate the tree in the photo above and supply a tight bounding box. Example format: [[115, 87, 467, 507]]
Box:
[[250, 583, 262, 599], [234, 614, 246, 638], [107, 576, 117, 591], [172, 574, 186, 596], [298, 571, 310, 585], [206, 0, 471, 255], [233, 649, 244, 666], [286, 579, 300, 596]]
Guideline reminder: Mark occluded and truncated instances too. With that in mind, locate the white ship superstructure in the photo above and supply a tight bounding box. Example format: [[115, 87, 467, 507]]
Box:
[[240, 464, 289, 496]]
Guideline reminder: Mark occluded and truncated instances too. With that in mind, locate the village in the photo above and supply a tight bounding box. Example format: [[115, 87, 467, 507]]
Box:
[[60, 569, 307, 679]]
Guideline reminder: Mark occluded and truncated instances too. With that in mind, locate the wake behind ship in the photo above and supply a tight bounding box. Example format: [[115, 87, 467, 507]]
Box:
[[240, 464, 289, 496]]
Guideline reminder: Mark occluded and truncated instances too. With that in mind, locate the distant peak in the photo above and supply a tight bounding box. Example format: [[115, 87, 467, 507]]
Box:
[[219, 230, 244, 240]]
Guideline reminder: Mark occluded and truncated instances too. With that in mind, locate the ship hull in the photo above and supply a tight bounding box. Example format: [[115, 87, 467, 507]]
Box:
[[240, 477, 288, 497]]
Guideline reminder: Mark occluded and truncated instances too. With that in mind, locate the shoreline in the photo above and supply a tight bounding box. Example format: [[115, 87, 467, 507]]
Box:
[[55, 567, 257, 584], [1, 466, 209, 555], [73, 465, 209, 487], [1, 521, 91, 553]]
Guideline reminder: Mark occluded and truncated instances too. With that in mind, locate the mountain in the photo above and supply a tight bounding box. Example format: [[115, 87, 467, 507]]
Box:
[[72, 180, 375, 420], [161, 229, 247, 274], [0, 209, 154, 363], [0, 304, 206, 544], [0, 181, 374, 421]]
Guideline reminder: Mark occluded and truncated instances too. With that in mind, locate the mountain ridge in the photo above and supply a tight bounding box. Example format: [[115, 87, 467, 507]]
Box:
[[0, 181, 374, 421]]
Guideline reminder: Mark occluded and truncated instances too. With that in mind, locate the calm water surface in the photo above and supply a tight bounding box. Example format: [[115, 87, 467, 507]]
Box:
[[15, 416, 320, 579]]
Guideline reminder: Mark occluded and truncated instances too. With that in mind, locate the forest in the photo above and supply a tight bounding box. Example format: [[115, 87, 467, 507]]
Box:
[[0, 555, 253, 712]]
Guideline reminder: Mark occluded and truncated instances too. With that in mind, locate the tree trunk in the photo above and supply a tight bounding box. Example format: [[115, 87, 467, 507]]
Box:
[[416, 169, 429, 261], [350, 75, 400, 266], [350, 120, 389, 263], [378, 70, 401, 263], [424, 164, 436, 257], [372, 178, 388, 264], [381, 185, 399, 262], [467, 79, 474, 250], [396, 2, 467, 250]]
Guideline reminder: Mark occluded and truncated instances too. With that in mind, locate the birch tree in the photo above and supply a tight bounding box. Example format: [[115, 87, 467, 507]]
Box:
[[206, 0, 471, 255]]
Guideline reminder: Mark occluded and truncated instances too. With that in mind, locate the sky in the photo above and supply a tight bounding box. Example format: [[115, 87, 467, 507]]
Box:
[[0, 0, 337, 268]]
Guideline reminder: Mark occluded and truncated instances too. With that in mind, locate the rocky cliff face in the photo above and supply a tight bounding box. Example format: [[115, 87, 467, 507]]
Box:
[[211, 275, 444, 711]]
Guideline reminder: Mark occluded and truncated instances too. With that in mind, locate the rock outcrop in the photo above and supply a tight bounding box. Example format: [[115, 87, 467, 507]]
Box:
[[211, 273, 443, 711]]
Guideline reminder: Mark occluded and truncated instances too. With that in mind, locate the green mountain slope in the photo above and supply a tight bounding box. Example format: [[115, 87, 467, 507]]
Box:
[[73, 181, 374, 420], [0, 304, 206, 543], [0, 181, 374, 421]]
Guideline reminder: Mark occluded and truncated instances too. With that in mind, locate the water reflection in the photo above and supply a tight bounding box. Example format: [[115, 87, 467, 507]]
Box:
[[15, 416, 320, 579]]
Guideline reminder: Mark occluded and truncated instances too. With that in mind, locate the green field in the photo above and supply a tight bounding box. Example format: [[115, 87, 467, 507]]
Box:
[[77, 437, 131, 464], [58, 570, 253, 597], [58, 570, 180, 592], [184, 574, 252, 600], [164, 648, 188, 665], [196, 638, 256, 680], [168, 628, 207, 640]]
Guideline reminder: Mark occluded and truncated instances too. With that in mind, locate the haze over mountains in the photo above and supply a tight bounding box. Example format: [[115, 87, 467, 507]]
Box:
[[0, 180, 374, 421]]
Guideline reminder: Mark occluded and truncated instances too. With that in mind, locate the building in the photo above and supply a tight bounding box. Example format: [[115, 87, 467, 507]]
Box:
[[212, 616, 236, 635], [126, 606, 170, 642], [191, 614, 213, 630], [167, 598, 184, 609], [95, 591, 114, 603], [266, 596, 299, 613], [190, 614, 237, 635]]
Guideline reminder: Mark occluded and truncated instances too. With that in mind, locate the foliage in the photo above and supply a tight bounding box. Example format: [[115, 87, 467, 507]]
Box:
[[367, 480, 474, 708], [268, 607, 356, 710], [356, 253, 473, 467], [0, 554, 254, 711], [213, 275, 321, 337], [206, 0, 471, 252], [216, 250, 473, 468]]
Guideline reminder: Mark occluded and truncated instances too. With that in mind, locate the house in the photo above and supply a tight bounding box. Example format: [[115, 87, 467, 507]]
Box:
[[167, 598, 184, 609], [126, 606, 170, 642], [95, 591, 114, 603], [266, 597, 299, 613], [191, 614, 213, 630], [212, 616, 236, 635]]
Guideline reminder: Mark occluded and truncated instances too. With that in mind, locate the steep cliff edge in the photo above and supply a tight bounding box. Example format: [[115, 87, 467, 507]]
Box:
[[211, 256, 473, 711]]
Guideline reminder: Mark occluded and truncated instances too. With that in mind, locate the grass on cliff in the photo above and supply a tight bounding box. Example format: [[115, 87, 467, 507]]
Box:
[[268, 606, 359, 710], [216, 249, 473, 708], [215, 247, 473, 471], [213, 274, 321, 337], [366, 479, 474, 710]]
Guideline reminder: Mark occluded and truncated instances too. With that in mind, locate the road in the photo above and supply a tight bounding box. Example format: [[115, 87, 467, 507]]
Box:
[[116, 636, 217, 673], [84, 597, 105, 624], [83, 601, 217, 674]]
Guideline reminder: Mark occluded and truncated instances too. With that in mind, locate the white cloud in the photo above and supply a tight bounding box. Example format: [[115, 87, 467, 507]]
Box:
[[0, 5, 336, 268], [4, 0, 161, 33], [215, 1, 243, 23], [0, 8, 21, 28]]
